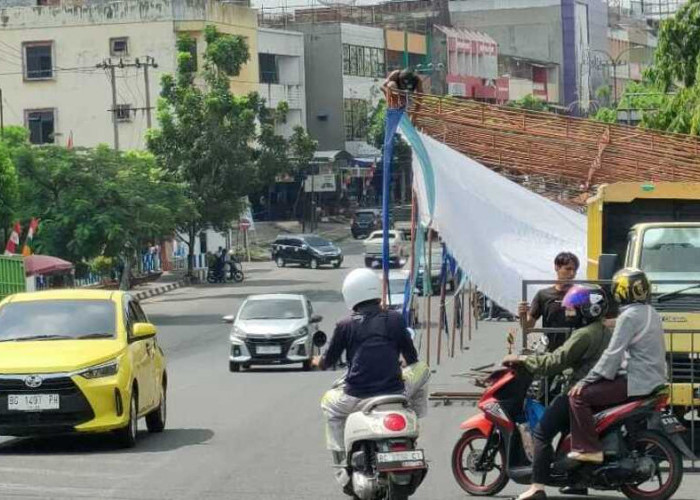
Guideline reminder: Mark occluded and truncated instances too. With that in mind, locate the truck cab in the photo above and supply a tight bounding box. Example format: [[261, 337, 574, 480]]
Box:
[[587, 182, 700, 422]]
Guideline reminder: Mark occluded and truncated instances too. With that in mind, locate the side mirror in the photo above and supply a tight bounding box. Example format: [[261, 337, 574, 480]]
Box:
[[132, 322, 156, 339], [222, 315, 235, 324], [313, 331, 327, 348], [310, 314, 323, 324], [598, 253, 618, 280]]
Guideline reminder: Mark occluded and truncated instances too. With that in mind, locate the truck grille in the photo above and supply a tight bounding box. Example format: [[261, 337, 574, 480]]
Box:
[[669, 353, 700, 384]]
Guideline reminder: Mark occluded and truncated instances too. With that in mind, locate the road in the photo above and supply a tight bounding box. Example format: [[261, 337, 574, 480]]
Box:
[[0, 239, 696, 499]]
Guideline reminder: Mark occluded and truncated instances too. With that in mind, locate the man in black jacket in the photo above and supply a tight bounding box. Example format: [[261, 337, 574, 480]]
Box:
[[313, 269, 429, 484]]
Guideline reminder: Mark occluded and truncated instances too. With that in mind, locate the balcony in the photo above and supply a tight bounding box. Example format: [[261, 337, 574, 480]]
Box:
[[259, 83, 304, 110]]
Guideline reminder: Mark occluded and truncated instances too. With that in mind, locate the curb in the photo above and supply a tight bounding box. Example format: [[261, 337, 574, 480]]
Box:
[[134, 281, 183, 301]]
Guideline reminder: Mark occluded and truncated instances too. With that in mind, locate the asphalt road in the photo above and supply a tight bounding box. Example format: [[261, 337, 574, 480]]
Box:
[[0, 239, 697, 499]]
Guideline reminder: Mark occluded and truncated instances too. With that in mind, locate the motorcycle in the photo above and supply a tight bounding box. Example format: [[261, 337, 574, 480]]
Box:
[[451, 364, 694, 500], [331, 329, 428, 500], [207, 259, 244, 284]]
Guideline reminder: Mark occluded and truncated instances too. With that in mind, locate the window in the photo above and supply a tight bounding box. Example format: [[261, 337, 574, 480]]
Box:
[[115, 104, 132, 122], [342, 44, 384, 78], [343, 44, 350, 74], [24, 42, 53, 80], [25, 109, 55, 144], [110, 37, 129, 56], [344, 98, 369, 140], [259, 53, 279, 84]]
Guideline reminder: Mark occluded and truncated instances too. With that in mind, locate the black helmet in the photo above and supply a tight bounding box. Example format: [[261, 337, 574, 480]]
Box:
[[562, 284, 609, 323], [612, 268, 651, 305]]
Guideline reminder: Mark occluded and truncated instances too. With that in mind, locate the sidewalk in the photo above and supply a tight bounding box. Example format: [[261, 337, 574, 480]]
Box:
[[131, 271, 186, 301]]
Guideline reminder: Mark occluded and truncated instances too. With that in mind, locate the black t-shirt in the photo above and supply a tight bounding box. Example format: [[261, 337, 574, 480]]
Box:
[[529, 286, 572, 351]]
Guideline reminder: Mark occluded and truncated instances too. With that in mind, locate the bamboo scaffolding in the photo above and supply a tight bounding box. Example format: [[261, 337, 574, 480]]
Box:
[[406, 93, 700, 204]]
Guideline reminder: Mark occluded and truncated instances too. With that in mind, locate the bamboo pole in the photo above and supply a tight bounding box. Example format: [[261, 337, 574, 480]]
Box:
[[437, 272, 446, 365], [467, 281, 473, 342], [460, 285, 466, 351], [451, 285, 458, 357], [426, 229, 433, 366]]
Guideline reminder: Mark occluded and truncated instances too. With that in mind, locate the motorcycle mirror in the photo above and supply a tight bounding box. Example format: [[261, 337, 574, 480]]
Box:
[[313, 331, 327, 348], [222, 315, 235, 324]]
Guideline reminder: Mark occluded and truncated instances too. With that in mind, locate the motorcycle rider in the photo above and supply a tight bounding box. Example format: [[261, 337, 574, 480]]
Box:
[[568, 268, 666, 464], [312, 268, 430, 488], [503, 284, 611, 500]]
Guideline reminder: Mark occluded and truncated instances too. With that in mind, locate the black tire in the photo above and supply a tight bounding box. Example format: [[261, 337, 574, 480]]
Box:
[[145, 382, 166, 433], [302, 360, 312, 371], [333, 261, 341, 269], [275, 256, 285, 268], [206, 274, 216, 284], [310, 258, 319, 270], [115, 390, 138, 448], [386, 481, 410, 500], [233, 271, 244, 282], [229, 361, 240, 372], [452, 429, 508, 496], [364, 257, 373, 268], [621, 430, 683, 500]]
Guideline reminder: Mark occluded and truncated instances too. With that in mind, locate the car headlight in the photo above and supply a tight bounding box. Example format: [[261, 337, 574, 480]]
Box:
[[231, 326, 247, 339], [78, 359, 119, 379], [293, 326, 309, 338]]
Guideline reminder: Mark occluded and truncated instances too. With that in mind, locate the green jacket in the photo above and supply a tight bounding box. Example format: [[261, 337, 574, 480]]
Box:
[[523, 320, 611, 391]]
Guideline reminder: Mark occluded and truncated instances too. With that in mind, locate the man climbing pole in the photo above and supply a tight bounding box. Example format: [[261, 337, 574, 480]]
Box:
[[382, 68, 423, 121]]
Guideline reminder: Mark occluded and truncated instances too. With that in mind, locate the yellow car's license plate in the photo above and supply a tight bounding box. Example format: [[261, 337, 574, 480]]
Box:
[[8, 394, 60, 411]]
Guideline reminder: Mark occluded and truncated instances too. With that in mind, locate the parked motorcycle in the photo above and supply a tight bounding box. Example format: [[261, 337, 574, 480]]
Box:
[[452, 365, 694, 500]]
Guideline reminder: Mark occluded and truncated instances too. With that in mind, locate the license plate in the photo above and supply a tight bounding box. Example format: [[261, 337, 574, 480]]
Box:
[[256, 345, 282, 355], [8, 394, 60, 411], [376, 450, 426, 471], [660, 414, 685, 434]]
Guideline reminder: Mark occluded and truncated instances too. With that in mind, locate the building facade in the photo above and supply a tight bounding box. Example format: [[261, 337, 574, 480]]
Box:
[[449, 0, 609, 111], [257, 27, 307, 137], [0, 0, 259, 149]]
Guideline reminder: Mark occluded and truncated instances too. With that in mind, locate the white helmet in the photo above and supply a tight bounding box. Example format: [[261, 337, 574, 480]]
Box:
[[342, 268, 382, 310]]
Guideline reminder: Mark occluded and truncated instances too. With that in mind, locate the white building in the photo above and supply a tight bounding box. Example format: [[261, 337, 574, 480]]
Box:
[[0, 0, 260, 150], [257, 27, 307, 137]]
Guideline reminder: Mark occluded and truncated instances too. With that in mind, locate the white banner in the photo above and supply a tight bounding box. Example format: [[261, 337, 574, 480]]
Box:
[[406, 129, 587, 313]]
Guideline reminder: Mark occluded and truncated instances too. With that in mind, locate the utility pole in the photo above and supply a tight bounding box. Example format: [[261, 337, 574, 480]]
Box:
[[96, 57, 158, 150]]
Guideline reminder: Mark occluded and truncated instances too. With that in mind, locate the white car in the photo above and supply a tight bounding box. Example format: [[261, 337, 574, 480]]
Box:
[[380, 270, 420, 326], [364, 230, 410, 268], [225, 294, 326, 372]]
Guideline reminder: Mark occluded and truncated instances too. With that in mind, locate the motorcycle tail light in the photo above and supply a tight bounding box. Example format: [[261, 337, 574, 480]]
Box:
[[384, 413, 407, 432], [389, 441, 409, 452]]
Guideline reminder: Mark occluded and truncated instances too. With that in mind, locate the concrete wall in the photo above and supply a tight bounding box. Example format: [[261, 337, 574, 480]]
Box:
[[0, 0, 260, 148], [294, 23, 344, 151]]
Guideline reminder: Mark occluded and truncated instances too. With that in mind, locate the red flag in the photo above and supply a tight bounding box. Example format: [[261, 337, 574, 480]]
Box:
[[4, 221, 21, 255], [66, 131, 74, 150], [21, 218, 40, 257]]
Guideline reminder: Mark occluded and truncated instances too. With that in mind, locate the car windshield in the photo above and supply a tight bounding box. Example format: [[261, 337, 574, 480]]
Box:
[[240, 299, 305, 320], [0, 300, 117, 342], [304, 236, 331, 247], [641, 227, 700, 275], [356, 212, 375, 221]]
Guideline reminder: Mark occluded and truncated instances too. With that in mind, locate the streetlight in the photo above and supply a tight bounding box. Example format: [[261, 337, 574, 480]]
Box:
[[589, 45, 645, 106]]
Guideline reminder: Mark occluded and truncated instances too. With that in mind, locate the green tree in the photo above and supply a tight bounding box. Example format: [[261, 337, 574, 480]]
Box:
[[148, 26, 260, 274], [288, 125, 318, 221], [0, 142, 19, 249], [12, 145, 186, 288]]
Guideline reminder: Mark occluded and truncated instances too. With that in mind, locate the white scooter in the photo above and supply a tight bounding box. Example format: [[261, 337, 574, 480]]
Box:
[[327, 328, 428, 500], [341, 394, 427, 500]]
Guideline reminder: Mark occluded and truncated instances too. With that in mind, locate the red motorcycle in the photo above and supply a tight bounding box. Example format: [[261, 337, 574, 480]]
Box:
[[451, 366, 694, 500]]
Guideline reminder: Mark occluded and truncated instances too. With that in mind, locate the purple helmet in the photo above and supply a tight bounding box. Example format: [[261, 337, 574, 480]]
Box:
[[562, 284, 608, 321]]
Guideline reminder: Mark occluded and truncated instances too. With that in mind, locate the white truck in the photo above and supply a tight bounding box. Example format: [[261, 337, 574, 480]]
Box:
[[363, 230, 410, 268]]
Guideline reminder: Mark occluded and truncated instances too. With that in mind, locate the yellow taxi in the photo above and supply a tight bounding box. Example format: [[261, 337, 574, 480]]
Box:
[[0, 290, 166, 447]]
